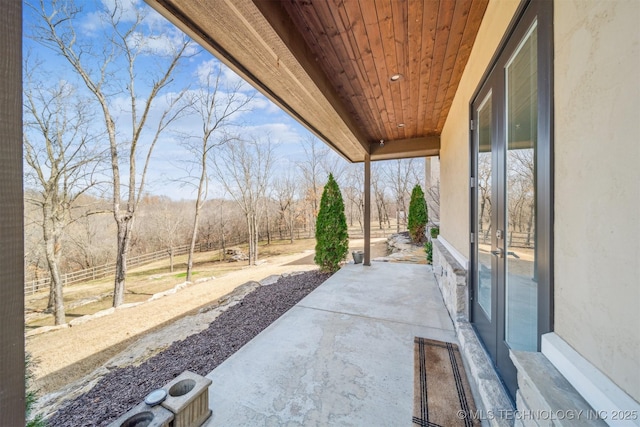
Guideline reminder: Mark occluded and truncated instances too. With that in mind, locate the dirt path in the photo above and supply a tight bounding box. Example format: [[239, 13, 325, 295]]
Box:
[[28, 239, 387, 394]]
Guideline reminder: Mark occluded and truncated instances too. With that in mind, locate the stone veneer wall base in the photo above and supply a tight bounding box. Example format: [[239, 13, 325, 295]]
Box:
[[432, 238, 620, 427], [432, 239, 469, 320], [432, 239, 514, 427], [510, 351, 607, 427]]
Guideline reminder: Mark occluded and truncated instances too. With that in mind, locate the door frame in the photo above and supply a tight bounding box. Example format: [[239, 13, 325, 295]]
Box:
[[468, 0, 554, 400]]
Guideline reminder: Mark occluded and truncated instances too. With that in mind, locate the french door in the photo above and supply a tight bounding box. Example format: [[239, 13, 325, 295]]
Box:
[[470, 0, 553, 400]]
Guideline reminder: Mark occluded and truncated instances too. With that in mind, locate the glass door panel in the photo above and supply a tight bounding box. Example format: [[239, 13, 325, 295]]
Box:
[[505, 23, 538, 351], [477, 92, 493, 320], [471, 1, 552, 400]]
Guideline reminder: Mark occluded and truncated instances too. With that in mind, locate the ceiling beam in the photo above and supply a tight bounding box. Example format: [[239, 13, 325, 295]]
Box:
[[369, 136, 440, 161], [145, 0, 370, 162], [251, 0, 371, 155]]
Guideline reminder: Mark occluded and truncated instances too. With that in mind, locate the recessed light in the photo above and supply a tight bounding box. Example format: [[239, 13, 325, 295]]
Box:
[[390, 74, 403, 82], [398, 123, 405, 128]]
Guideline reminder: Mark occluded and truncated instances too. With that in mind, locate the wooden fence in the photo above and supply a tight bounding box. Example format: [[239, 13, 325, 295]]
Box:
[[24, 239, 241, 296], [24, 227, 401, 296], [478, 230, 535, 248]]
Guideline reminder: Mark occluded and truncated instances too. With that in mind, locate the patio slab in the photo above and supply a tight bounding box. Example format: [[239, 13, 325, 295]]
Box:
[[203, 262, 456, 426]]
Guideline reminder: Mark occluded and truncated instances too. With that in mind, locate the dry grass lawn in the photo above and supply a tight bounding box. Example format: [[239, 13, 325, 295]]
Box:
[[26, 237, 388, 395]]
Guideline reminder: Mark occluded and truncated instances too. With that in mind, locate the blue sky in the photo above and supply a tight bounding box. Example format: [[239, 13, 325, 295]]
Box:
[[23, 0, 341, 200]]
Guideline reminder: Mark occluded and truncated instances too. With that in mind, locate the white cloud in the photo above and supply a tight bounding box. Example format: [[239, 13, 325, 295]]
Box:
[[194, 59, 254, 94], [242, 122, 304, 145], [130, 30, 197, 56], [194, 59, 217, 86], [79, 0, 199, 58], [79, 11, 104, 34], [221, 64, 253, 92], [80, 0, 142, 35], [101, 0, 143, 23]]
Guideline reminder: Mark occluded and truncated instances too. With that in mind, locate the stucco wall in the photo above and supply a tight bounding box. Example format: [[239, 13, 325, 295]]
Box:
[[439, 0, 520, 258], [553, 0, 640, 402]]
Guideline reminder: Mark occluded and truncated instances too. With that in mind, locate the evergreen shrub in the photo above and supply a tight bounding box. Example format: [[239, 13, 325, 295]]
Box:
[[408, 184, 428, 243], [314, 174, 349, 272]]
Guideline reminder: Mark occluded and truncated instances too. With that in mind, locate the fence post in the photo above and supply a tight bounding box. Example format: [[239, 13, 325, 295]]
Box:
[[25, 239, 236, 295]]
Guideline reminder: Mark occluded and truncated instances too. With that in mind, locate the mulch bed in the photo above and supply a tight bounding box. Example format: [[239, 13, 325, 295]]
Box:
[[45, 270, 332, 427]]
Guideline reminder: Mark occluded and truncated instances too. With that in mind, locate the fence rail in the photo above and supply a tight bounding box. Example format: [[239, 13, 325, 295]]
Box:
[[478, 230, 535, 248], [24, 227, 400, 296], [24, 239, 241, 296]]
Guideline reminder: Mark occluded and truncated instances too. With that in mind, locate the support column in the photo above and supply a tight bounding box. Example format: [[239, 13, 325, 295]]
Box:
[[364, 154, 371, 266], [0, 1, 26, 425]]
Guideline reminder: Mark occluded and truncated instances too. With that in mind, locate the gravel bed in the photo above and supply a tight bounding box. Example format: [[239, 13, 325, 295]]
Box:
[[45, 270, 332, 427]]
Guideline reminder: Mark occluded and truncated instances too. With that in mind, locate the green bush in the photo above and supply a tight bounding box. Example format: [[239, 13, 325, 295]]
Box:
[[430, 226, 440, 239], [425, 241, 433, 264], [407, 184, 428, 244], [26, 353, 46, 427], [314, 173, 349, 272]]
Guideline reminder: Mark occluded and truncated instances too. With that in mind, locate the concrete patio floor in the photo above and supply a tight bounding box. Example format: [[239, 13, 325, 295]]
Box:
[[203, 262, 456, 426]]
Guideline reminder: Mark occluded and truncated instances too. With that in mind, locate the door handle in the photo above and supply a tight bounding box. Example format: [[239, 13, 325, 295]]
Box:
[[507, 251, 520, 259], [491, 248, 504, 258]]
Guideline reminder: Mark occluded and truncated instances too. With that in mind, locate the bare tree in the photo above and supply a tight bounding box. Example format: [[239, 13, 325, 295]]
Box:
[[183, 62, 253, 282], [342, 164, 364, 231], [23, 63, 102, 325], [213, 137, 276, 265], [273, 171, 299, 243], [425, 179, 441, 223], [384, 159, 422, 232], [32, 0, 192, 306], [66, 204, 115, 270], [507, 149, 535, 246], [297, 136, 329, 236], [371, 163, 391, 229], [203, 199, 246, 260], [140, 196, 188, 272], [24, 199, 47, 284], [320, 147, 348, 184], [477, 154, 492, 241]]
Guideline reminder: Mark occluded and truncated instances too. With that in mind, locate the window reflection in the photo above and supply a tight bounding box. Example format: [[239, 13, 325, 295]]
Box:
[[505, 23, 538, 351], [477, 92, 492, 320]]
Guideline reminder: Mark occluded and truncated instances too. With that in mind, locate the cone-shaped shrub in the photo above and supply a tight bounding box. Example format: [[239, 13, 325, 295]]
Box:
[[408, 184, 428, 243], [314, 174, 349, 272]]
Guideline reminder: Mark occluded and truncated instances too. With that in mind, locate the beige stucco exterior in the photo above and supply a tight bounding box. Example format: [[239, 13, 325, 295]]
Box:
[[439, 0, 520, 258], [553, 0, 640, 401], [439, 0, 640, 402]]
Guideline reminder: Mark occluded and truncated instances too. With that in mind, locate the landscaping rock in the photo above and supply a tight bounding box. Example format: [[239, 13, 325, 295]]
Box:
[[40, 270, 331, 427]]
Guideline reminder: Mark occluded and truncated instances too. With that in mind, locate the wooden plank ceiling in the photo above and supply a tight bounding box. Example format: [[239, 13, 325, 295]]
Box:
[[146, 0, 489, 162]]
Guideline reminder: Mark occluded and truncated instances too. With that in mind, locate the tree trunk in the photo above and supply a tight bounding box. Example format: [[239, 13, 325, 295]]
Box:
[[221, 232, 226, 261], [112, 216, 133, 307], [169, 247, 174, 273], [526, 202, 535, 247], [289, 212, 295, 243], [265, 211, 271, 245], [46, 281, 55, 313], [187, 153, 208, 282], [246, 214, 254, 266], [253, 215, 260, 265], [186, 201, 201, 281], [186, 219, 197, 281], [42, 206, 66, 325]]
